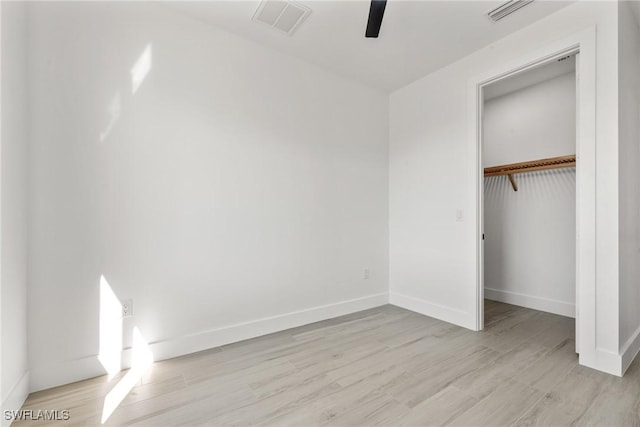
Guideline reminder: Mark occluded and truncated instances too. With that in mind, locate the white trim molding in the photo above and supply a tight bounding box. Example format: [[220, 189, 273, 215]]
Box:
[[389, 292, 475, 330], [485, 288, 575, 318], [621, 324, 640, 375], [579, 349, 623, 377], [29, 292, 389, 392], [1, 372, 30, 427]]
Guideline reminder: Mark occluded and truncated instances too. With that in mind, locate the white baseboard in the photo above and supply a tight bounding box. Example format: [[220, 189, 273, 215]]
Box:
[[30, 292, 389, 392], [1, 371, 30, 427], [29, 356, 109, 394], [579, 348, 624, 377], [485, 288, 575, 318], [621, 323, 640, 375], [389, 291, 475, 330]]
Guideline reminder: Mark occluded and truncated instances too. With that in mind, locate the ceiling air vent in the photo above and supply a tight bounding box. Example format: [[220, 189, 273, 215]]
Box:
[[253, 0, 311, 36], [488, 0, 534, 22]]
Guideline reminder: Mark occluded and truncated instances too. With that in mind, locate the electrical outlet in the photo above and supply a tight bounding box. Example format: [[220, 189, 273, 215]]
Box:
[[122, 299, 133, 318], [363, 269, 370, 280]]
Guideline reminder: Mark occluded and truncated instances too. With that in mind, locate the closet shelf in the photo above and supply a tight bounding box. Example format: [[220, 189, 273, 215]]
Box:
[[484, 154, 576, 191]]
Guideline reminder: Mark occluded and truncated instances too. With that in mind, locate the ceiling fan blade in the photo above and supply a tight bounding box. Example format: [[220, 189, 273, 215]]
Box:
[[365, 0, 387, 38]]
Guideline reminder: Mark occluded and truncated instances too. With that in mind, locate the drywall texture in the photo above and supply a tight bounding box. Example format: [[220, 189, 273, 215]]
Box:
[[27, 2, 389, 391], [390, 1, 619, 360], [618, 1, 640, 358], [1, 0, 30, 417], [483, 73, 576, 318]]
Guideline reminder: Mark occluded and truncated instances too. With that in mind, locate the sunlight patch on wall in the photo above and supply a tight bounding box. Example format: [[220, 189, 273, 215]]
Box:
[[98, 276, 123, 379], [101, 327, 154, 424], [131, 44, 152, 94], [100, 92, 121, 142]]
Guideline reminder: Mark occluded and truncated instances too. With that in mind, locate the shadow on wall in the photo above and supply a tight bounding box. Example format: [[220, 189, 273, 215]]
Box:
[[483, 167, 576, 306]]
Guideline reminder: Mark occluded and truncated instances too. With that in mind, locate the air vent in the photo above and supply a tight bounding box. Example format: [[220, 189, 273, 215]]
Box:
[[253, 0, 311, 36], [488, 0, 534, 21]]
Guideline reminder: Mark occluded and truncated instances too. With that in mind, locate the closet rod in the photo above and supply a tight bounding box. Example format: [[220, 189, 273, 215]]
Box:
[[484, 154, 576, 191]]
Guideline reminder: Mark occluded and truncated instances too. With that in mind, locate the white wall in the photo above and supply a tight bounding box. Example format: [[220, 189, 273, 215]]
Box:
[[0, 1, 30, 419], [27, 2, 389, 391], [390, 1, 620, 373], [483, 73, 576, 318], [483, 73, 576, 167], [618, 1, 640, 372]]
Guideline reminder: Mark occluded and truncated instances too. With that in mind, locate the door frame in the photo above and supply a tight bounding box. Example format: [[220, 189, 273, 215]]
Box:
[[467, 28, 596, 360]]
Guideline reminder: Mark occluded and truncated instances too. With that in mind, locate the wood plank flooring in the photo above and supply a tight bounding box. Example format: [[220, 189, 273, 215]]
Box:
[[15, 301, 640, 426]]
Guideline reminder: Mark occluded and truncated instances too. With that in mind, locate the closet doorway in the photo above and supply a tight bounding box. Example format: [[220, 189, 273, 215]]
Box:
[[471, 31, 598, 368], [481, 55, 578, 350]]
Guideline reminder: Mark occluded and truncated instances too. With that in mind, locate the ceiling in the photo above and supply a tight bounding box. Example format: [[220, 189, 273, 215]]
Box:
[[167, 1, 574, 92], [484, 54, 575, 100]]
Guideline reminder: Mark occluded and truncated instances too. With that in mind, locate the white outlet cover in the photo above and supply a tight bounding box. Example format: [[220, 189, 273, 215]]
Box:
[[122, 299, 133, 317]]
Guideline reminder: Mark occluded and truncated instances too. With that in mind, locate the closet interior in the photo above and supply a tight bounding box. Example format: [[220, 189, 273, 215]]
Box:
[[482, 55, 577, 323]]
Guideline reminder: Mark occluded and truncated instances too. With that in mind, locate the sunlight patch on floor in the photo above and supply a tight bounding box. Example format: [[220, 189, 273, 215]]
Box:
[[101, 327, 154, 424]]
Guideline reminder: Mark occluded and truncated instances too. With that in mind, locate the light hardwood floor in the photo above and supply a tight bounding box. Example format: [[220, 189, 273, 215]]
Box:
[[16, 301, 640, 426]]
